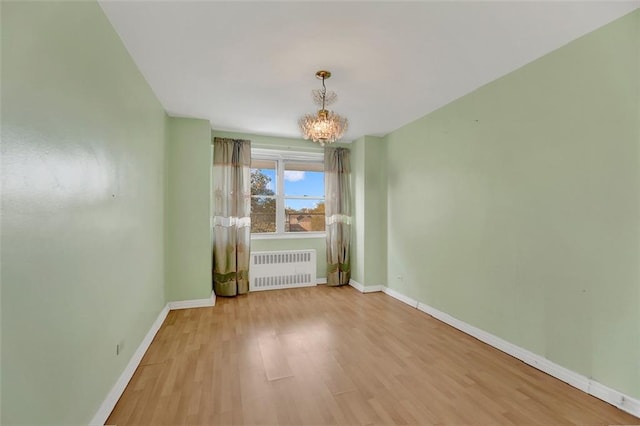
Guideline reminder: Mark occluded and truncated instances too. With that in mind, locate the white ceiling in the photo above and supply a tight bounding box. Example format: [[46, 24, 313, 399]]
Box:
[[99, 1, 639, 142]]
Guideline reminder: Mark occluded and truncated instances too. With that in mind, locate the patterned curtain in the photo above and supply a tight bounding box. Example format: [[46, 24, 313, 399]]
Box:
[[325, 147, 351, 286], [212, 138, 251, 296]]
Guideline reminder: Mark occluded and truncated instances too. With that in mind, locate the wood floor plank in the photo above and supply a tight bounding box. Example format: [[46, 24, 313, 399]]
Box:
[[106, 286, 640, 425], [258, 335, 294, 381]]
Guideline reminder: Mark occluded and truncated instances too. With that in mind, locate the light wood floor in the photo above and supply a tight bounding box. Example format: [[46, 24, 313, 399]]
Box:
[[107, 285, 639, 425]]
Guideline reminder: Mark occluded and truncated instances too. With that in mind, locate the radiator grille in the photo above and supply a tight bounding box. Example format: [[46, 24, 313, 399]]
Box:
[[250, 250, 317, 292], [253, 251, 312, 265]]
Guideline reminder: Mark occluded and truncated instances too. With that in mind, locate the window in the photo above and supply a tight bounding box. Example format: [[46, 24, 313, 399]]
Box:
[[250, 149, 325, 237]]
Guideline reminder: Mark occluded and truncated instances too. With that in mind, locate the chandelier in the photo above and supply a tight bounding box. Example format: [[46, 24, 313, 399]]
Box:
[[299, 70, 348, 146]]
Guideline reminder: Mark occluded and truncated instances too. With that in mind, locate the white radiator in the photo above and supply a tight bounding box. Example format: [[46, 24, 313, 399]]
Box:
[[250, 250, 317, 291]]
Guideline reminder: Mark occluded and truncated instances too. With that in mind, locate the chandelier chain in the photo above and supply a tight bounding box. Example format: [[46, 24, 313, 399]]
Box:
[[321, 75, 326, 110]]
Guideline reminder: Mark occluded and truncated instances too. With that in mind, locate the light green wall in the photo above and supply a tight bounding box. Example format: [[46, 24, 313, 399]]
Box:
[[351, 136, 387, 286], [166, 117, 212, 301], [384, 10, 640, 398], [1, 1, 168, 424], [363, 136, 387, 286], [211, 130, 350, 281], [351, 137, 366, 283]]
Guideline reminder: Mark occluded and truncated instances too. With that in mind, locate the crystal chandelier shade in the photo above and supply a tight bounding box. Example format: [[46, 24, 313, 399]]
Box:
[[299, 70, 348, 146]]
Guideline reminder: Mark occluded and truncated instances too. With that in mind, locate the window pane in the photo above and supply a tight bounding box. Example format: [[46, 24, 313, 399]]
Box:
[[284, 199, 325, 232], [284, 162, 324, 197], [251, 196, 276, 233], [251, 161, 276, 196]]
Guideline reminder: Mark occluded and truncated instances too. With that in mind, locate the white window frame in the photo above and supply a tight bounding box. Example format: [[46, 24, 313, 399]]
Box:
[[251, 148, 325, 240]]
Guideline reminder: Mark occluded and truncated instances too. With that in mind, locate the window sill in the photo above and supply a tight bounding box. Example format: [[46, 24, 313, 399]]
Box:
[[251, 232, 326, 240]]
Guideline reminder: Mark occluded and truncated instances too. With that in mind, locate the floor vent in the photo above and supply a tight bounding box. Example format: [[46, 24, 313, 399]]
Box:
[[250, 250, 317, 291]]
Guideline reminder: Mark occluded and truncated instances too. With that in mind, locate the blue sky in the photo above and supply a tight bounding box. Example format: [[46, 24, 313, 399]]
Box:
[[254, 168, 324, 210]]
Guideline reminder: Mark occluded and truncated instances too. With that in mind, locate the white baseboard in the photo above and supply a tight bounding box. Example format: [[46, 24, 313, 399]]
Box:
[[349, 279, 384, 294], [89, 304, 170, 426], [91, 291, 216, 425], [168, 291, 216, 310], [381, 286, 640, 418], [382, 286, 418, 308], [349, 279, 365, 292], [316, 277, 327, 284]]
